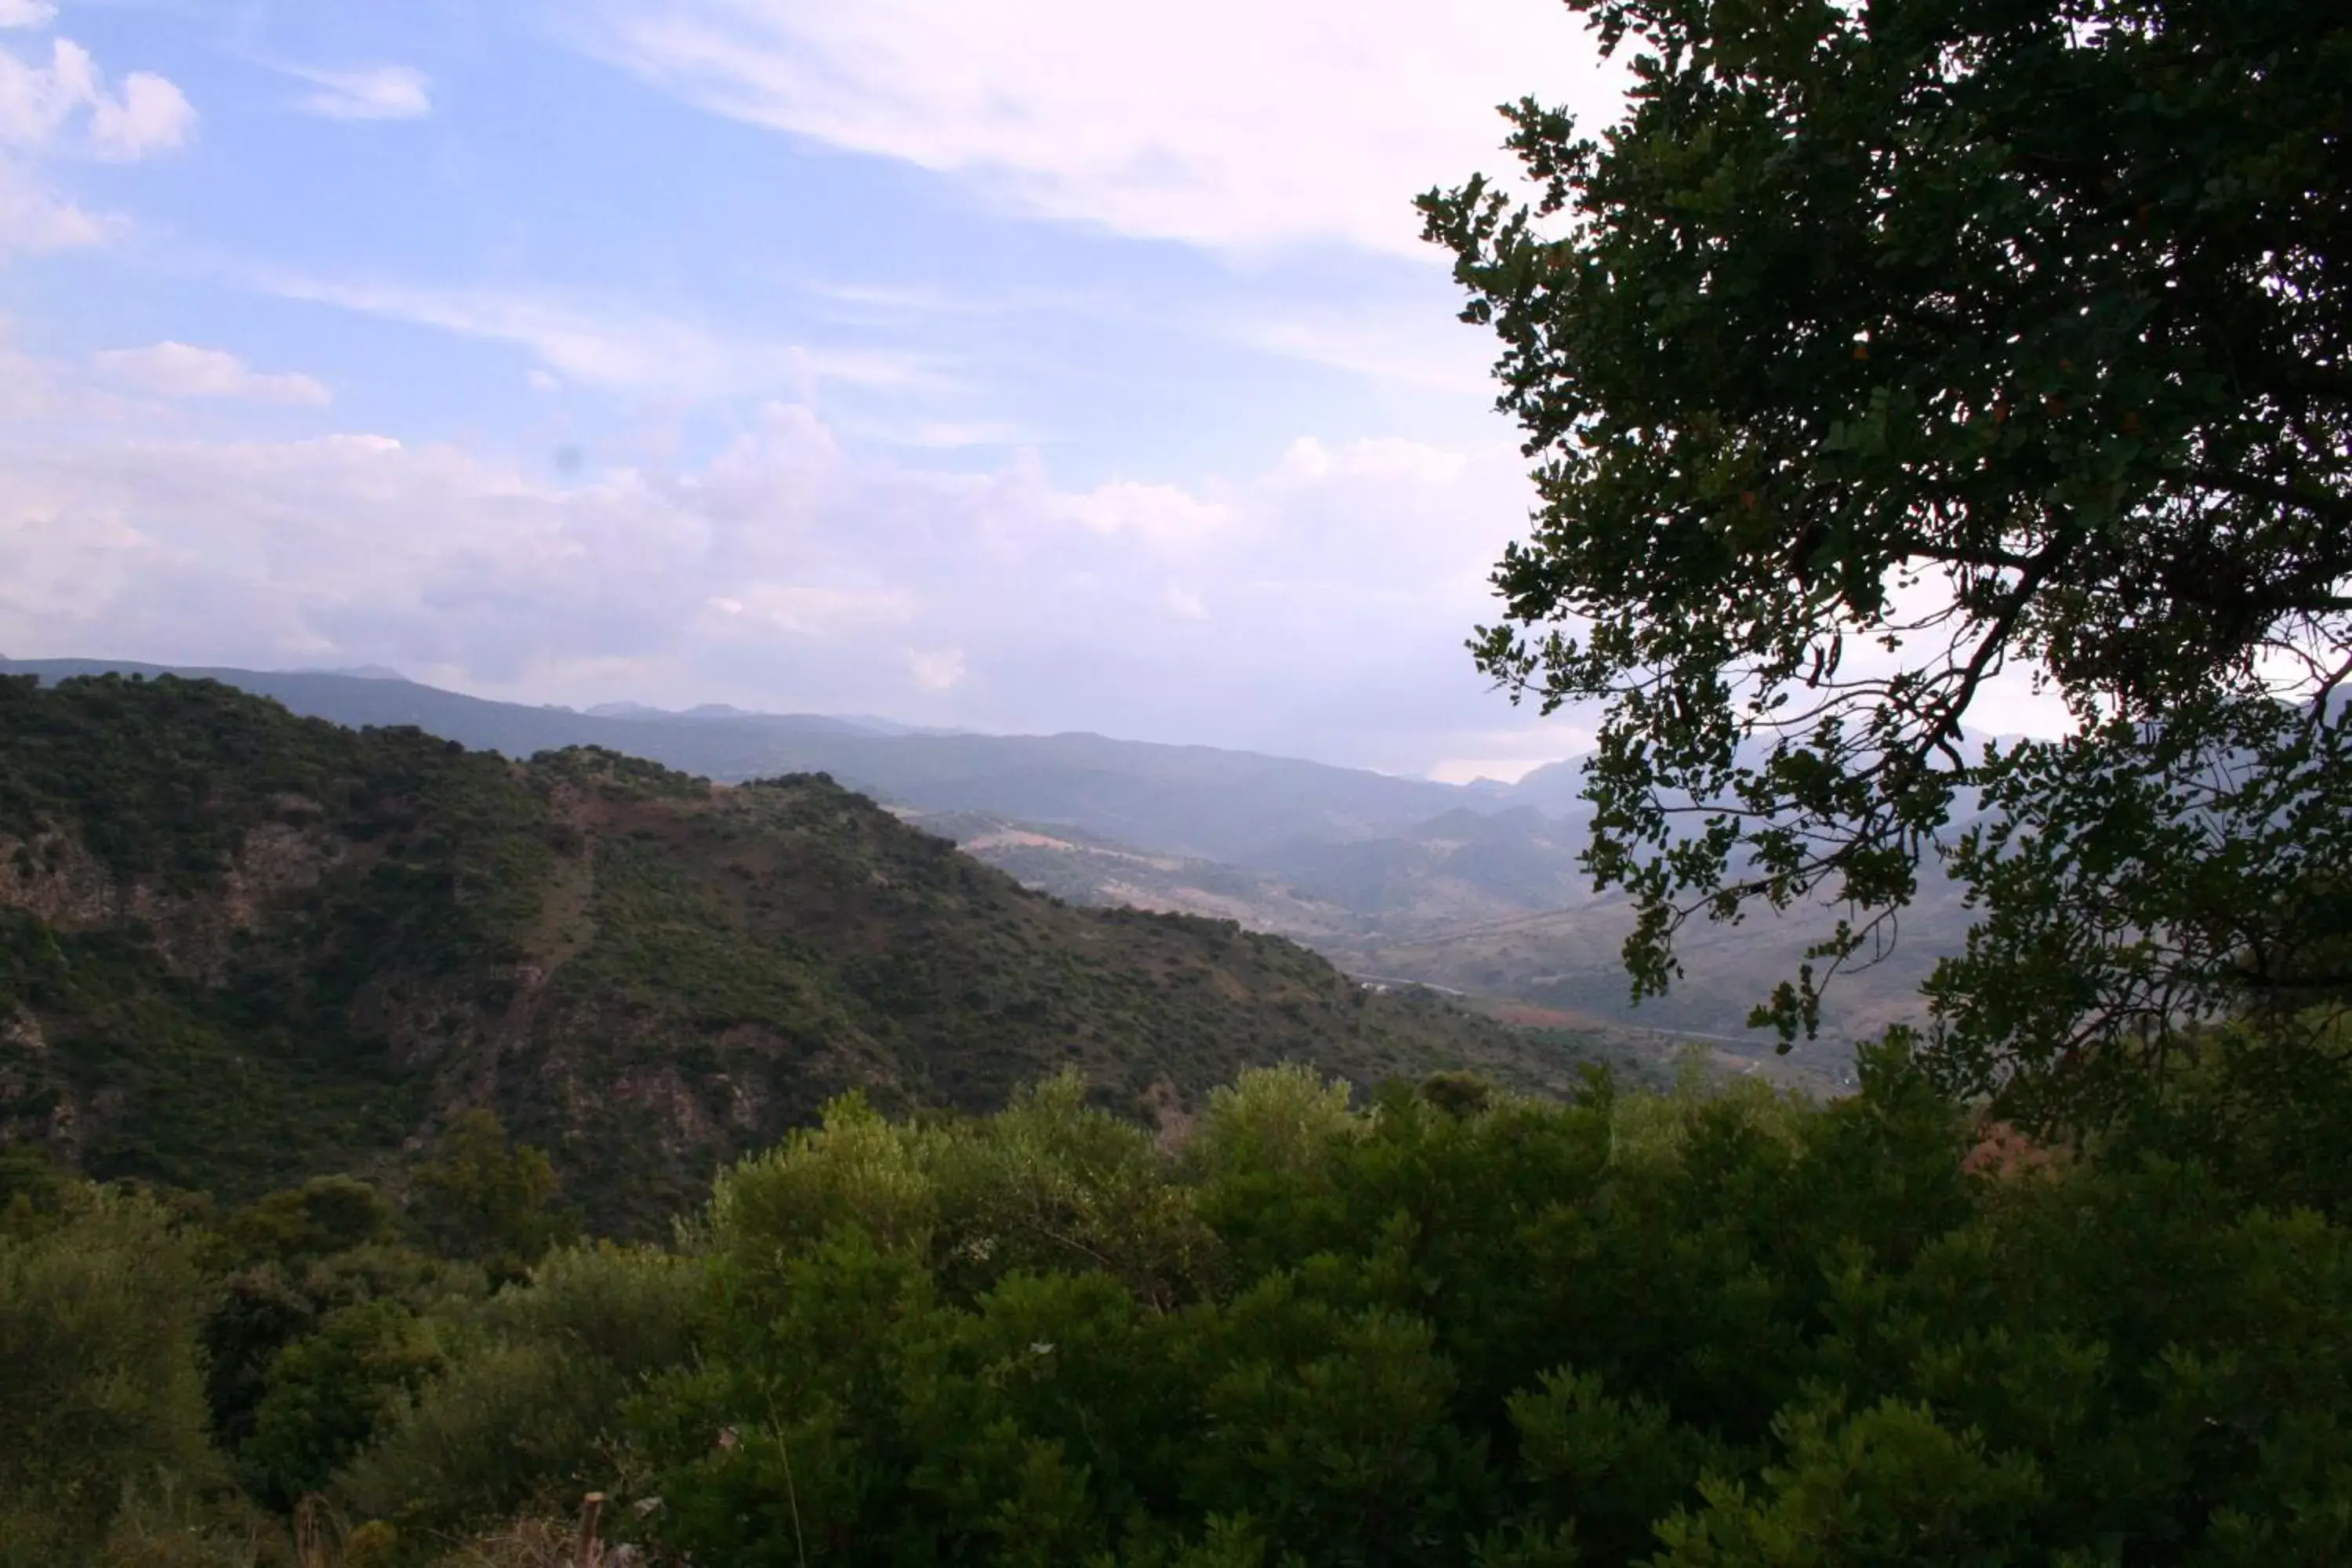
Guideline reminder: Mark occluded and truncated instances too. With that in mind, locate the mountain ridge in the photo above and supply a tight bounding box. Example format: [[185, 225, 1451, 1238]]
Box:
[[0, 658, 1575, 859]]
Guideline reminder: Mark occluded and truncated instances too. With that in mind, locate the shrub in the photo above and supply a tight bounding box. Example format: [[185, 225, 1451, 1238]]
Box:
[[241, 1298, 445, 1510], [336, 1243, 696, 1546], [0, 1187, 221, 1561]]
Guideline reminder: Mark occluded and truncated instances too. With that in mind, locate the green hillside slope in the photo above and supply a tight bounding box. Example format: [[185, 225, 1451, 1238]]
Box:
[[0, 675, 1579, 1231]]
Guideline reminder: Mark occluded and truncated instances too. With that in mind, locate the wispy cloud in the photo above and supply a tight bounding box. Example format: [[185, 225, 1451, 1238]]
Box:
[[567, 0, 1618, 257], [272, 62, 431, 122], [93, 342, 332, 406], [0, 155, 107, 252], [256, 271, 943, 400], [0, 1, 54, 31], [1231, 307, 1497, 396]]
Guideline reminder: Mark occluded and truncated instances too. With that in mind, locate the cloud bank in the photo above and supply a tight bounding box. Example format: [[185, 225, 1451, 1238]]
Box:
[[0, 392, 1557, 772]]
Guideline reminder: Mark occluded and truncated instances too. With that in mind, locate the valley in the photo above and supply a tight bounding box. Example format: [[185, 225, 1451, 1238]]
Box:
[[0, 659, 1959, 1089]]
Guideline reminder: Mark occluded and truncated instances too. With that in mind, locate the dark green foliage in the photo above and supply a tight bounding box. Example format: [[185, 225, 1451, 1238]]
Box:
[[405, 1111, 576, 1279], [240, 1298, 445, 1509], [0, 1188, 220, 1563], [0, 909, 430, 1199], [490, 1043, 2352, 1566], [219, 1175, 399, 1262], [5, 1036, 2350, 1563], [200, 1234, 477, 1497], [198, 1176, 450, 1462], [335, 1243, 699, 1544], [0, 1140, 72, 1236], [2089, 1018, 2352, 1223], [1418, 0, 2352, 1113]]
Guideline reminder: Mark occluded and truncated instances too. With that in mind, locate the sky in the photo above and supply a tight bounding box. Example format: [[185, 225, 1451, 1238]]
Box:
[[1, 1, 1615, 782]]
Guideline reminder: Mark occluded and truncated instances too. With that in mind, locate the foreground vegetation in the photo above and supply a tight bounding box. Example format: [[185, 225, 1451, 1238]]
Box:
[[9, 1026, 2349, 1565]]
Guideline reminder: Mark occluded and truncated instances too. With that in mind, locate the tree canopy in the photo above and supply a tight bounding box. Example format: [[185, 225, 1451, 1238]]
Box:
[[1420, 0, 2352, 1113]]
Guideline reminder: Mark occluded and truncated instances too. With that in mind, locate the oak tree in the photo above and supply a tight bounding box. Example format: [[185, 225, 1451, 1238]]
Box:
[[1421, 0, 2352, 1114]]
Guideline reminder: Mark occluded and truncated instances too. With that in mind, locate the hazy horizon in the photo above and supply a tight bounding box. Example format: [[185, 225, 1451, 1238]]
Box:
[[0, 650, 1587, 784]]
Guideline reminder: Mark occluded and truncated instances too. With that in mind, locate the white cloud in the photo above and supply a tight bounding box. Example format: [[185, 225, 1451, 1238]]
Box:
[[92, 342, 332, 406], [0, 31, 192, 255], [0, 1, 56, 31], [1054, 479, 1233, 549], [1, 325, 305, 426], [84, 65, 193, 158], [260, 272, 941, 400], [570, 0, 1620, 256], [0, 37, 191, 158], [274, 63, 432, 122]]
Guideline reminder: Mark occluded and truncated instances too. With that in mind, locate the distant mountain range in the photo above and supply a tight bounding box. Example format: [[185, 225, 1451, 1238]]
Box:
[[0, 658, 1559, 859], [0, 657, 1969, 1060]]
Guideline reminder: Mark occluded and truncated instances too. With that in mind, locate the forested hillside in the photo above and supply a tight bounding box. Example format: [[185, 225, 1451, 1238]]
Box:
[[0, 674, 1577, 1232], [0, 659, 1971, 1046]]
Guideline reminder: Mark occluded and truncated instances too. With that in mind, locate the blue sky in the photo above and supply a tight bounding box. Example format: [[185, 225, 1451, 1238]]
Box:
[[0, 0, 1650, 779]]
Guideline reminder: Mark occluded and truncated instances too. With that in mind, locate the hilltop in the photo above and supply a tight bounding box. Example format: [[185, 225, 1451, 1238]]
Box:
[[0, 674, 1589, 1231]]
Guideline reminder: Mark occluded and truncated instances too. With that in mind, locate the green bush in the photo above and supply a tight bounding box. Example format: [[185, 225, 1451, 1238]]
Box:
[[335, 1243, 697, 1545], [201, 1174, 480, 1473], [0, 1187, 221, 1562], [618, 1048, 2352, 1565], [406, 1112, 578, 1279], [241, 1298, 445, 1510]]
